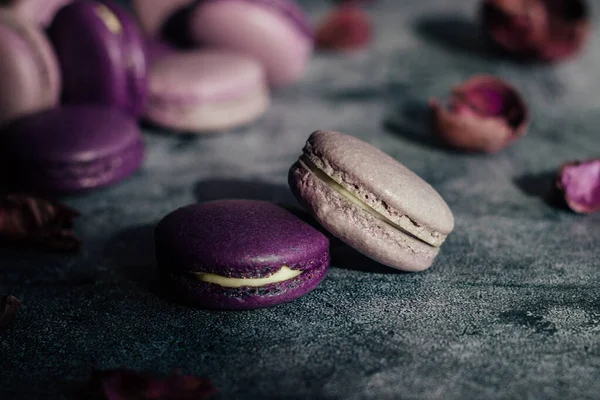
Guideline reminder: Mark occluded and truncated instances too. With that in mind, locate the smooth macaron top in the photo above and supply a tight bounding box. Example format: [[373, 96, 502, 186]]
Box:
[[8, 0, 73, 27], [48, 0, 148, 116], [301, 130, 454, 245], [1, 105, 142, 163], [199, 0, 313, 38], [148, 50, 266, 104], [155, 200, 329, 277]]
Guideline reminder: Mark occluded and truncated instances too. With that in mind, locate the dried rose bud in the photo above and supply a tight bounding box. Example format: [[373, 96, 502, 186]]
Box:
[[429, 75, 529, 153], [0, 194, 81, 252], [0, 295, 21, 335], [555, 159, 600, 214], [315, 5, 372, 51], [88, 368, 216, 400], [481, 0, 590, 62]]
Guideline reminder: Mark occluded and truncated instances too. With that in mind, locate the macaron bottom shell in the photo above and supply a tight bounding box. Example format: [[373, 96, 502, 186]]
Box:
[[145, 88, 270, 133], [160, 257, 329, 310], [289, 160, 440, 272]]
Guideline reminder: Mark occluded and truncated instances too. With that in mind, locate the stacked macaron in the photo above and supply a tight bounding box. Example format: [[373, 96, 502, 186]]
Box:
[[0, 0, 146, 193], [156, 130, 454, 310], [132, 0, 314, 133], [0, 0, 314, 193]]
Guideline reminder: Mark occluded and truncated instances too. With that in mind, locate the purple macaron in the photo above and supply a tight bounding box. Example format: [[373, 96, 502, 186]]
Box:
[[155, 200, 330, 310], [47, 0, 148, 116], [0, 105, 144, 193], [188, 0, 313, 87]]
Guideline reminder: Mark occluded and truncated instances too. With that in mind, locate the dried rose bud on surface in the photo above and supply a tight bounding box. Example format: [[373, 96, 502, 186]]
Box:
[[0, 295, 21, 335], [88, 368, 216, 400], [315, 5, 372, 51], [481, 0, 589, 62], [556, 159, 600, 214], [429, 75, 529, 153], [0, 194, 81, 252]]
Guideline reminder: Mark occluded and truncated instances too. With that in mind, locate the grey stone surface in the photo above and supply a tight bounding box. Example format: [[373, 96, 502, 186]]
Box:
[[2, 0, 600, 398]]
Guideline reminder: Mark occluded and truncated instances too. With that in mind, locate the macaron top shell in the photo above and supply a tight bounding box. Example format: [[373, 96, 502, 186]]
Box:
[[48, 0, 148, 116], [201, 0, 313, 38], [149, 50, 266, 104], [302, 130, 454, 245], [2, 105, 142, 164], [0, 11, 60, 126], [8, 0, 73, 27], [154, 200, 329, 277]]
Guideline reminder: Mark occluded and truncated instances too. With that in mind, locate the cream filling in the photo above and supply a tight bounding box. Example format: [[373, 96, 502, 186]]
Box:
[[95, 4, 123, 35], [299, 155, 439, 248], [189, 266, 302, 288]]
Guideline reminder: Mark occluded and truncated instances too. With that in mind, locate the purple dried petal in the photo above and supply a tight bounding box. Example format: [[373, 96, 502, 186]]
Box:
[[481, 0, 590, 62], [89, 368, 216, 400], [556, 159, 600, 214], [0, 295, 21, 335], [0, 194, 81, 252], [429, 75, 529, 153]]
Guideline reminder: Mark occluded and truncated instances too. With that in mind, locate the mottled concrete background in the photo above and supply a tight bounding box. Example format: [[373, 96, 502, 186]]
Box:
[[2, 0, 600, 398]]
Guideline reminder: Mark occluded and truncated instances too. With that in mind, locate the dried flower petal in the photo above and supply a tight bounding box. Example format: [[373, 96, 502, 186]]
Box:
[[0, 194, 81, 252], [88, 368, 216, 400], [556, 159, 600, 214], [429, 75, 529, 153], [0, 295, 21, 335], [315, 5, 372, 51], [481, 0, 590, 62]]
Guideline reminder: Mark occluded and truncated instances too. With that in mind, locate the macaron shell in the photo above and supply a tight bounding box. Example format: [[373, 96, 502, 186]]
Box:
[[9, 0, 73, 27], [189, 0, 313, 87], [0, 11, 60, 127], [303, 130, 454, 241], [145, 50, 269, 132], [154, 200, 329, 276], [162, 260, 328, 310], [0, 105, 144, 192], [131, 0, 195, 37], [48, 1, 148, 116], [289, 161, 439, 272]]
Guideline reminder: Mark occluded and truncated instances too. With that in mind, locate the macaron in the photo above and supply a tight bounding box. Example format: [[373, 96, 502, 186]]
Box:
[[154, 200, 330, 310], [188, 0, 313, 87], [288, 130, 455, 272], [0, 105, 144, 193], [6, 0, 73, 27], [145, 47, 270, 133], [0, 10, 61, 128], [47, 0, 148, 116]]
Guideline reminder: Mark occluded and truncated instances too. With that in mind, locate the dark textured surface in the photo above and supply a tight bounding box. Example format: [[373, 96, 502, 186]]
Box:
[[1, 0, 600, 398]]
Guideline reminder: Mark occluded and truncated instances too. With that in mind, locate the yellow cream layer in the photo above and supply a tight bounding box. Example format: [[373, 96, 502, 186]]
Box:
[[299, 155, 437, 247], [190, 266, 303, 288]]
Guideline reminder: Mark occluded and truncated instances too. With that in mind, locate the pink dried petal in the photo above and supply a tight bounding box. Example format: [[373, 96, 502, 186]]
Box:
[[556, 159, 600, 214], [481, 0, 589, 62], [429, 75, 529, 153], [0, 295, 21, 335], [89, 368, 216, 400], [315, 5, 372, 51]]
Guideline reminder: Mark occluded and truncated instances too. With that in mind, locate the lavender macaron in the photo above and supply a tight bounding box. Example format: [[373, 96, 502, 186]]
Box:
[[145, 43, 269, 133], [48, 0, 148, 116], [155, 200, 330, 310], [0, 105, 144, 193], [188, 0, 313, 87], [289, 130, 455, 272], [0, 10, 61, 128]]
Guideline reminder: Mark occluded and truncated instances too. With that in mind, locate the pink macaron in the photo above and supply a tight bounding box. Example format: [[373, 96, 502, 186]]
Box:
[[145, 42, 270, 133], [0, 10, 61, 128], [2, 0, 73, 27], [131, 0, 194, 38], [188, 0, 313, 87]]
